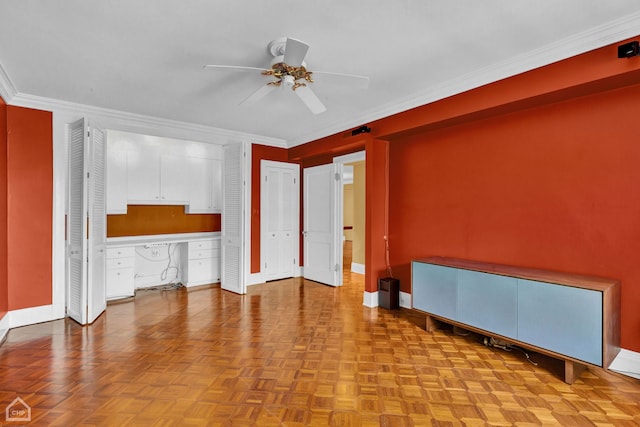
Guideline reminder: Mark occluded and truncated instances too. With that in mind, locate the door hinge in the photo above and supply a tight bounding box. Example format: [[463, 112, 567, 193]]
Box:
[[87, 130, 90, 137], [334, 173, 340, 181], [265, 175, 267, 182], [293, 258, 296, 265], [87, 172, 90, 178], [335, 264, 340, 272]]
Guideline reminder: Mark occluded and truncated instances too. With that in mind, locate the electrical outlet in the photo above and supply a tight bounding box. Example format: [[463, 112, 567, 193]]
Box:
[[151, 249, 160, 258]]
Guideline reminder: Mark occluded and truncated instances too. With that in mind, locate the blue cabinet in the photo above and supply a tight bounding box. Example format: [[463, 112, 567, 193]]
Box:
[[412, 263, 457, 320], [458, 270, 518, 340], [517, 279, 602, 366], [411, 257, 620, 382]]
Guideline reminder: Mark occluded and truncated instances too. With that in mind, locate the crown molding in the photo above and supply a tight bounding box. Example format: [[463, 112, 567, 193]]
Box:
[[288, 11, 640, 147], [0, 62, 18, 103], [8, 92, 287, 147]]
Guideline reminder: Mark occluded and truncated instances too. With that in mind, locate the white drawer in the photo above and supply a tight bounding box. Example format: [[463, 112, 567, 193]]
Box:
[[188, 248, 219, 261], [107, 246, 135, 259], [106, 267, 134, 299], [106, 256, 134, 269], [188, 239, 220, 251], [187, 258, 219, 284]]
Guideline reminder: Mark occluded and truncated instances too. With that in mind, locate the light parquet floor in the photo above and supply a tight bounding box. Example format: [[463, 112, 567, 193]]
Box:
[[1, 258, 639, 425]]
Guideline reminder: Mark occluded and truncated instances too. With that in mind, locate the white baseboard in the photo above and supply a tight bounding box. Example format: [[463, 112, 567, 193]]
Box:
[[609, 348, 640, 379], [10, 304, 65, 329], [351, 263, 365, 275], [0, 313, 9, 345], [363, 291, 378, 308], [364, 290, 411, 309], [247, 272, 266, 286], [399, 291, 411, 309]]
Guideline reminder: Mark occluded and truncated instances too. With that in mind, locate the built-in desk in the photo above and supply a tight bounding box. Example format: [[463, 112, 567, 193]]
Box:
[[106, 232, 221, 300]]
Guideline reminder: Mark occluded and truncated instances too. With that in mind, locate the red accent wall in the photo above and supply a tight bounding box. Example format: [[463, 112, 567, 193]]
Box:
[[389, 84, 640, 351], [0, 97, 8, 320], [6, 106, 53, 310], [251, 144, 288, 273]]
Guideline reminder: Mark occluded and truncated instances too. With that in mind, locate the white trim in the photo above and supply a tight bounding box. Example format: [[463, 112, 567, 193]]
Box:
[[247, 272, 266, 286], [10, 93, 286, 148], [363, 291, 378, 308], [0, 62, 17, 102], [288, 12, 640, 147], [333, 151, 366, 164], [0, 313, 9, 345], [399, 291, 411, 309], [243, 141, 253, 292], [9, 304, 65, 329], [609, 348, 640, 380], [351, 262, 365, 275]]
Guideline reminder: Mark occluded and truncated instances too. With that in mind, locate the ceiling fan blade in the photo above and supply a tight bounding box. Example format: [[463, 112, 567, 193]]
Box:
[[283, 38, 309, 67], [203, 65, 270, 72], [239, 84, 276, 106], [312, 71, 370, 89], [295, 85, 326, 114]]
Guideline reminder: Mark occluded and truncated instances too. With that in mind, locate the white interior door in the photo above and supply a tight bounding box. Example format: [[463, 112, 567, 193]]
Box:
[[261, 161, 299, 282], [303, 163, 340, 286], [87, 126, 106, 323], [67, 119, 89, 324], [221, 143, 246, 294], [67, 118, 106, 325]]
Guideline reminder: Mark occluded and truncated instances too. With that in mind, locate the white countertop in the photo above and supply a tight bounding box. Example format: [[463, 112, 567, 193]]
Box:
[[106, 232, 221, 247]]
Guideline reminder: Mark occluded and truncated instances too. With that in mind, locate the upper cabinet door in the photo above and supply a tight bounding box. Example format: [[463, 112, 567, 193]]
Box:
[[160, 154, 190, 203], [106, 150, 127, 214], [186, 157, 222, 213], [127, 149, 160, 202]]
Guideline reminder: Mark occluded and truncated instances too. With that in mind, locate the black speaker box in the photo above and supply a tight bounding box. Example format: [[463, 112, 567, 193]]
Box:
[[378, 277, 399, 310]]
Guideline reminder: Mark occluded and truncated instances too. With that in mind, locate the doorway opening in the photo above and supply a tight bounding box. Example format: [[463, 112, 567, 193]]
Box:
[[334, 151, 365, 283]]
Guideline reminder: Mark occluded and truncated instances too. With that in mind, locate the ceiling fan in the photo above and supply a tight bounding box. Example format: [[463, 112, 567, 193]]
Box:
[[204, 37, 369, 114]]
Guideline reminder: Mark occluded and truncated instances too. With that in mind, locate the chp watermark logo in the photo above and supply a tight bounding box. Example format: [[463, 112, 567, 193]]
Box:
[[5, 397, 31, 422]]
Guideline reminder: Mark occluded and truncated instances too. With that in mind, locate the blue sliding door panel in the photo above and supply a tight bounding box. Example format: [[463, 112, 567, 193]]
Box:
[[458, 270, 518, 339], [412, 262, 457, 320], [517, 279, 602, 366]]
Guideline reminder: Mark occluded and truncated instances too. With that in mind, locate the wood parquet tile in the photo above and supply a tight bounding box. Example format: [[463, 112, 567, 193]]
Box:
[[1, 253, 640, 425]]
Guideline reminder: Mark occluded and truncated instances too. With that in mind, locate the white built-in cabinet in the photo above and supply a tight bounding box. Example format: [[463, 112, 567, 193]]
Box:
[[186, 157, 222, 213], [106, 150, 128, 214], [182, 238, 221, 286], [106, 130, 222, 214], [106, 246, 135, 300]]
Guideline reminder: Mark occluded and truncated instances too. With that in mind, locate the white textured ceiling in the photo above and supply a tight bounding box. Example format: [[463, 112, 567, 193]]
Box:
[[1, 1, 640, 146]]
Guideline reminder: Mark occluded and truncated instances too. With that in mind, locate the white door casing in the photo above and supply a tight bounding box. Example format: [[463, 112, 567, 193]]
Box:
[[261, 160, 300, 282], [303, 163, 340, 286]]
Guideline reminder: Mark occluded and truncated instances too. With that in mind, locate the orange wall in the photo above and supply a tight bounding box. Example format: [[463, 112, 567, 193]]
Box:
[[251, 144, 288, 273], [0, 97, 7, 320], [6, 106, 52, 310], [107, 205, 220, 237]]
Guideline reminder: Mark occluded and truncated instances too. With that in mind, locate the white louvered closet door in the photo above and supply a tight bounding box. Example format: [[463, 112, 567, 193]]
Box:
[[67, 119, 107, 325], [87, 125, 106, 323], [221, 143, 246, 294], [67, 119, 89, 324]]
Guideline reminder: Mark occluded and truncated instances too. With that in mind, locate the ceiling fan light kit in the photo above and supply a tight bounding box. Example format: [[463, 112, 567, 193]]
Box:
[[204, 37, 369, 114]]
